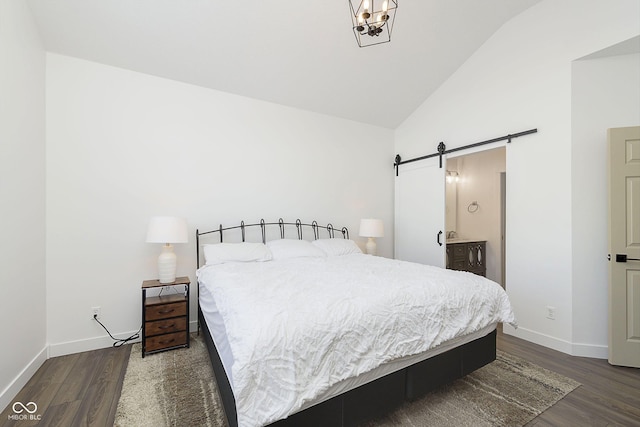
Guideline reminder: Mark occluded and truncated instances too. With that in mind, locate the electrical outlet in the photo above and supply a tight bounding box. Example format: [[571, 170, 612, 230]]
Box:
[[546, 306, 556, 320], [92, 306, 101, 319]]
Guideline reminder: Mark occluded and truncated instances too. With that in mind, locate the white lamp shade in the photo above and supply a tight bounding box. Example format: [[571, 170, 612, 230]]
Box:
[[146, 216, 188, 244], [359, 219, 384, 238]]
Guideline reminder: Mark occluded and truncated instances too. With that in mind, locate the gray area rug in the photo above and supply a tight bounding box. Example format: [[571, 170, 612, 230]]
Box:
[[114, 335, 224, 427], [114, 334, 579, 427]]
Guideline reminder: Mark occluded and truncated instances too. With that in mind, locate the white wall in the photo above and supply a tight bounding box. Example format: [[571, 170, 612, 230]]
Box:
[[0, 0, 47, 412], [45, 54, 394, 355], [454, 148, 505, 285], [571, 51, 640, 354], [394, 0, 640, 356]]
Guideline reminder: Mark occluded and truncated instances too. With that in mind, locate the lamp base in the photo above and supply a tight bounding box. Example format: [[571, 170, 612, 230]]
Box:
[[365, 237, 377, 256], [158, 244, 177, 283]]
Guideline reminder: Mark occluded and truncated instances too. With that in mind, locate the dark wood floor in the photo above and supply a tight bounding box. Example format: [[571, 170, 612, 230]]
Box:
[[497, 332, 640, 426], [1, 345, 130, 427], [2, 331, 639, 426]]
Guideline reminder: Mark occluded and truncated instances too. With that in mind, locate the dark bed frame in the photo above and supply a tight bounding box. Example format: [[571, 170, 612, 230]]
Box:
[[196, 219, 497, 427]]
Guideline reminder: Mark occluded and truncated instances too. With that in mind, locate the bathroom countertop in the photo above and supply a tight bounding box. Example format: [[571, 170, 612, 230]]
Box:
[[445, 238, 486, 244]]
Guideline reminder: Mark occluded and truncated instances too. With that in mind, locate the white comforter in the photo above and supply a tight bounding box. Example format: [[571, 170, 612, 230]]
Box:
[[197, 254, 516, 427]]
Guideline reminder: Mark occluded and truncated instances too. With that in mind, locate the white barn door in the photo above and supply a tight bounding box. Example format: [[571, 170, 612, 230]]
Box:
[[394, 157, 445, 266]]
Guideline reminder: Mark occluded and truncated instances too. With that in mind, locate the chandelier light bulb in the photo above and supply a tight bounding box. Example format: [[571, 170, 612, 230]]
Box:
[[382, 0, 388, 12], [361, 0, 371, 19]]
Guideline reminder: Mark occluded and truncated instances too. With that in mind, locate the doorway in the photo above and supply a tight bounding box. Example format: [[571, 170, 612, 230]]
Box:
[[445, 147, 506, 287]]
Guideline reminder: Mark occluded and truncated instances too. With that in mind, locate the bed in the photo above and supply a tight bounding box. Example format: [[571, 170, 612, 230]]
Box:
[[196, 219, 516, 427]]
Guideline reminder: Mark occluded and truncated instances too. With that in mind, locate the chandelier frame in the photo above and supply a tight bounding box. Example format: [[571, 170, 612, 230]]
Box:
[[349, 0, 398, 48]]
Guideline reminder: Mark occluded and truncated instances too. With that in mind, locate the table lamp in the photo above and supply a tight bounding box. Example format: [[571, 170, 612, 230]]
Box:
[[146, 216, 188, 283], [359, 218, 384, 255]]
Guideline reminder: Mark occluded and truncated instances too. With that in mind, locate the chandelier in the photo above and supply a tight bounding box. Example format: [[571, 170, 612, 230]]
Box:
[[349, 0, 398, 48]]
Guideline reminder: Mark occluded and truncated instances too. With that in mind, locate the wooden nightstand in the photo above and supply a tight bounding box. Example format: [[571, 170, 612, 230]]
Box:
[[141, 276, 190, 357]]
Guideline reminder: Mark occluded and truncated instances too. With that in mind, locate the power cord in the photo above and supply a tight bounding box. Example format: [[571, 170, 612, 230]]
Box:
[[93, 314, 142, 347]]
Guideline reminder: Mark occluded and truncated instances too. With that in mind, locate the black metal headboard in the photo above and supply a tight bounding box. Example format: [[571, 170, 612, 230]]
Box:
[[196, 218, 350, 269]]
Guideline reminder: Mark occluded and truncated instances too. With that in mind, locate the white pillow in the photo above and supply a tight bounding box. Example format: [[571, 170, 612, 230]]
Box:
[[203, 242, 272, 265], [266, 239, 327, 260], [312, 239, 363, 256]]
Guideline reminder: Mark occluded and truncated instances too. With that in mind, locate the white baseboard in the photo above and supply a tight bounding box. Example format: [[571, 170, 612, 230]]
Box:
[[49, 330, 142, 357], [505, 326, 573, 353], [0, 346, 47, 413], [503, 325, 607, 359], [571, 341, 608, 359], [48, 321, 200, 358], [189, 319, 198, 333]]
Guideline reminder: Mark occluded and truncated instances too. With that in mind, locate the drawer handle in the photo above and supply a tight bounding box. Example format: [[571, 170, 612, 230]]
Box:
[[158, 338, 176, 345], [158, 324, 175, 330], [157, 308, 175, 315]]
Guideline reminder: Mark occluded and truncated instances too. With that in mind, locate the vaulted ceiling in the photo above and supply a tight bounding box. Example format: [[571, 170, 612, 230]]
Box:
[[27, 0, 541, 128]]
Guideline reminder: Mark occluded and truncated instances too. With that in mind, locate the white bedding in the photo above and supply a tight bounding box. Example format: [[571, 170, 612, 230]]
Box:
[[197, 254, 516, 427]]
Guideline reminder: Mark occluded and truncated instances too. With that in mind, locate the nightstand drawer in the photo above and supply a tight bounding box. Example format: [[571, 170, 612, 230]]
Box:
[[145, 317, 187, 337], [145, 331, 188, 352], [145, 301, 187, 321]]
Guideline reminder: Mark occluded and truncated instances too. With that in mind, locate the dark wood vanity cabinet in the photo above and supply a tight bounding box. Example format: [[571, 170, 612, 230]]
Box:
[[446, 240, 486, 277]]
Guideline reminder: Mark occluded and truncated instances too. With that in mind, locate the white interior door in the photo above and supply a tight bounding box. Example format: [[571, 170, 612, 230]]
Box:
[[394, 157, 445, 266], [608, 125, 640, 368]]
